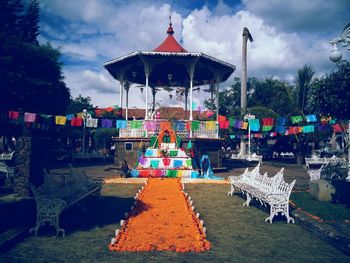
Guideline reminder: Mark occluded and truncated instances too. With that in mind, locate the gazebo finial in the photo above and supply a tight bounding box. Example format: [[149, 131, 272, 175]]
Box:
[[167, 15, 174, 35]]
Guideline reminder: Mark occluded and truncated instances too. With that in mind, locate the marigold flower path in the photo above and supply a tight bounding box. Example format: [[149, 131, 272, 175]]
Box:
[[109, 178, 211, 252]]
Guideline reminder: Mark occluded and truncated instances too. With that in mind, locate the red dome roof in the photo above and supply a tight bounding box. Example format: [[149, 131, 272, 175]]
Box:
[[153, 22, 187, 53]]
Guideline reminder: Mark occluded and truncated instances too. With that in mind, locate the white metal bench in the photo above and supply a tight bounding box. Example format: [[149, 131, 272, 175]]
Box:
[[0, 161, 16, 187], [279, 152, 294, 159], [228, 164, 295, 224], [305, 154, 328, 168], [0, 151, 15, 161], [307, 155, 346, 181], [30, 166, 103, 236], [307, 165, 325, 181]]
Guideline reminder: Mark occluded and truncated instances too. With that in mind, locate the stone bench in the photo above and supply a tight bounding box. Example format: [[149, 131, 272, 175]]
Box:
[[30, 166, 103, 236], [228, 163, 295, 223]]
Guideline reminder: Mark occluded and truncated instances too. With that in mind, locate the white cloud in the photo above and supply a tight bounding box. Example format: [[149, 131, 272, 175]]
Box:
[[63, 44, 98, 61], [242, 0, 350, 34], [64, 68, 116, 95], [41, 0, 349, 109], [182, 6, 337, 82], [40, 22, 68, 41]]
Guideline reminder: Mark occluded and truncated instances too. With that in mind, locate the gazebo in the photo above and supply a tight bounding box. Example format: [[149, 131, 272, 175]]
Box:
[[104, 18, 236, 168], [104, 19, 235, 122]]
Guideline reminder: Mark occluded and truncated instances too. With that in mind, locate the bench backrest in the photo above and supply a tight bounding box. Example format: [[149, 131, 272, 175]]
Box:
[[273, 179, 296, 201], [31, 182, 58, 200], [241, 166, 285, 193], [271, 167, 284, 185], [241, 162, 261, 184], [305, 156, 327, 169]]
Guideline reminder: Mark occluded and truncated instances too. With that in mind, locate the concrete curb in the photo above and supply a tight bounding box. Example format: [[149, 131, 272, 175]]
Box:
[[0, 227, 29, 253]]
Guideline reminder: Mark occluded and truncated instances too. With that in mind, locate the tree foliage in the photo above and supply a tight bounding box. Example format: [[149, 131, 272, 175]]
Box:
[[0, 0, 70, 115], [94, 128, 119, 149], [19, 0, 39, 45], [66, 95, 94, 114], [248, 77, 296, 117], [295, 64, 315, 113], [214, 77, 296, 119], [0, 0, 23, 36], [309, 61, 350, 119]]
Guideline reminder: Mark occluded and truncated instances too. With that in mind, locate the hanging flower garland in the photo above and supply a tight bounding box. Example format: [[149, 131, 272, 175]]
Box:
[[156, 128, 177, 148]]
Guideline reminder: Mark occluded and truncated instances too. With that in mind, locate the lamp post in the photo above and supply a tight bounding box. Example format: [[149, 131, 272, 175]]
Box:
[[329, 23, 350, 179], [82, 109, 91, 154], [244, 113, 255, 157]]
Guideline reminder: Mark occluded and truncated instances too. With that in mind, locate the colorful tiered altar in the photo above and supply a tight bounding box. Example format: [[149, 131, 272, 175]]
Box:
[[131, 127, 199, 178]]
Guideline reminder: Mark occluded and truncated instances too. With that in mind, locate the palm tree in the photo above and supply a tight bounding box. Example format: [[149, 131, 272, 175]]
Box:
[[293, 65, 315, 164], [295, 64, 315, 113]]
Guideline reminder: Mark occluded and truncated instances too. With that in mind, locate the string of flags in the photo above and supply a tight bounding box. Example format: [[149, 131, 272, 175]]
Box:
[[217, 114, 349, 139], [5, 110, 348, 138]]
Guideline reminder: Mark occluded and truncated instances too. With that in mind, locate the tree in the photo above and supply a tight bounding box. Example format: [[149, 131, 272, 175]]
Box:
[[0, 0, 71, 115], [0, 39, 70, 114], [203, 84, 216, 111], [309, 61, 350, 120], [66, 95, 94, 114], [0, 0, 23, 37], [94, 128, 119, 149], [209, 77, 295, 120], [248, 77, 295, 117], [19, 0, 39, 45], [295, 64, 315, 113], [204, 77, 242, 117]]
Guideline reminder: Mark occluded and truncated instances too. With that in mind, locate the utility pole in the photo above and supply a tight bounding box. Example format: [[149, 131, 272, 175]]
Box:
[[240, 27, 253, 156]]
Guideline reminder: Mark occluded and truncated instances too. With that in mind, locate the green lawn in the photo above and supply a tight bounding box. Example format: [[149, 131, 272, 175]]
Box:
[[1, 183, 349, 263], [290, 192, 350, 221]]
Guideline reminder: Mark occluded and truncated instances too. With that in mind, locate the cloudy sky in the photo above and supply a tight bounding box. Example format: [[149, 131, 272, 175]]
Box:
[[38, 0, 350, 109]]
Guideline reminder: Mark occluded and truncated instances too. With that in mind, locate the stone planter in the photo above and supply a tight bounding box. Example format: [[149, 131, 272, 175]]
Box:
[[309, 179, 335, 202], [296, 153, 305, 165]]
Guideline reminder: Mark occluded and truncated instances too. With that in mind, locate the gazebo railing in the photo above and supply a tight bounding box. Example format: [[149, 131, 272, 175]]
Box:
[[118, 119, 219, 139]]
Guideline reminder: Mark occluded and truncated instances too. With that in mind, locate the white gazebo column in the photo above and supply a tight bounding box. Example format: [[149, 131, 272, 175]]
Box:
[[118, 69, 127, 119], [188, 58, 199, 121], [184, 89, 188, 118], [215, 73, 220, 139], [125, 83, 129, 120], [215, 80, 219, 122], [140, 56, 152, 120], [145, 73, 149, 120], [189, 73, 194, 121], [119, 80, 123, 109]]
